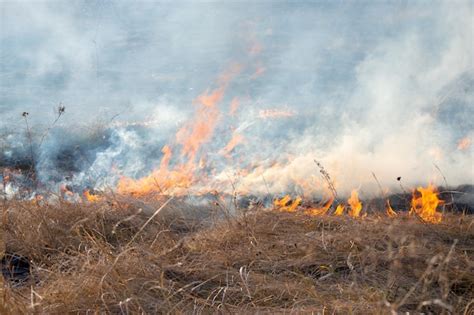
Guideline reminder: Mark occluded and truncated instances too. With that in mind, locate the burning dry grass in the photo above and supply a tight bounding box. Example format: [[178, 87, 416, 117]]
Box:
[[0, 200, 473, 314]]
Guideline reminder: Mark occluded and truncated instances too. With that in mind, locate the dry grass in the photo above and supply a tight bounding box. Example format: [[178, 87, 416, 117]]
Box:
[[0, 199, 473, 314]]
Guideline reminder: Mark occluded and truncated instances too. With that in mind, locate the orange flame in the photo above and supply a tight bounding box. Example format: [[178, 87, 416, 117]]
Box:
[[229, 97, 240, 116], [334, 204, 345, 216], [117, 166, 193, 197], [159, 145, 173, 173], [84, 190, 102, 202], [386, 200, 397, 218], [176, 87, 223, 162], [348, 190, 362, 218], [116, 65, 241, 197], [410, 184, 442, 223], [305, 196, 334, 216], [220, 132, 245, 157], [274, 195, 301, 212]]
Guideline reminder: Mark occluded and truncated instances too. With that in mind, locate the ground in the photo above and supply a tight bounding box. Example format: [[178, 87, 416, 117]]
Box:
[[0, 198, 473, 314]]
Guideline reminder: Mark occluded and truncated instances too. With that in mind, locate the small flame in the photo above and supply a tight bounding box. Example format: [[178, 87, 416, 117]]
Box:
[[348, 190, 362, 218], [84, 190, 102, 202], [274, 195, 291, 208], [386, 200, 397, 218], [305, 196, 334, 216], [410, 184, 443, 223], [334, 204, 345, 216]]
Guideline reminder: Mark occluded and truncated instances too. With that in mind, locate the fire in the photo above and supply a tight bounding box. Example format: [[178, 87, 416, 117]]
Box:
[[220, 132, 245, 157], [457, 136, 471, 150], [410, 184, 443, 224], [270, 185, 443, 224], [274, 195, 301, 212], [176, 86, 223, 162], [84, 190, 102, 203], [305, 196, 334, 216], [386, 200, 397, 218], [274, 195, 291, 208], [229, 97, 240, 116], [117, 166, 194, 197], [348, 190, 362, 218], [116, 65, 241, 197], [273, 191, 362, 218], [334, 204, 345, 216]]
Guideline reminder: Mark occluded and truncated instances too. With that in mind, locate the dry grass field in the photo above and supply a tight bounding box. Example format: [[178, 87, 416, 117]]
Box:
[[0, 198, 472, 314]]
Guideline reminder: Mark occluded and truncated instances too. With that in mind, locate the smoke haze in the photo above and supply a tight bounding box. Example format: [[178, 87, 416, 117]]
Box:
[[1, 1, 473, 197]]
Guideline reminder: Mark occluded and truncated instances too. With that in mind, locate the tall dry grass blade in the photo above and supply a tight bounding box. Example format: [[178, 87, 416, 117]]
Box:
[[126, 196, 174, 247]]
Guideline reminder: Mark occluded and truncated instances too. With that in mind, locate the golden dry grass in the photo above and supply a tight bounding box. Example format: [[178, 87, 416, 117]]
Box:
[[0, 199, 473, 314]]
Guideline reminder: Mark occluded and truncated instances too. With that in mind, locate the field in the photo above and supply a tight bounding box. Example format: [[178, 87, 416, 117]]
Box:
[[1, 198, 473, 314]]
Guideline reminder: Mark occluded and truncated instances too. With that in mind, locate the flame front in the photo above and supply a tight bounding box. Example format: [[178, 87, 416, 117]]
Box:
[[103, 61, 445, 226], [410, 184, 443, 224]]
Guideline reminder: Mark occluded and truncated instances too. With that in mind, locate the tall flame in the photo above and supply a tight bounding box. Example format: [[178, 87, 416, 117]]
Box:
[[116, 65, 241, 197], [348, 190, 363, 218], [410, 184, 443, 224]]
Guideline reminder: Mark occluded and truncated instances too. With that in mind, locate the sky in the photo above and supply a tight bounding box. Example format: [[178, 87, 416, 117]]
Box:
[[0, 1, 473, 196]]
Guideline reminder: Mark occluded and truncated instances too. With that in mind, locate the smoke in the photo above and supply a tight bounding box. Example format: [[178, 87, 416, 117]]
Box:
[[0, 1, 472, 197]]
